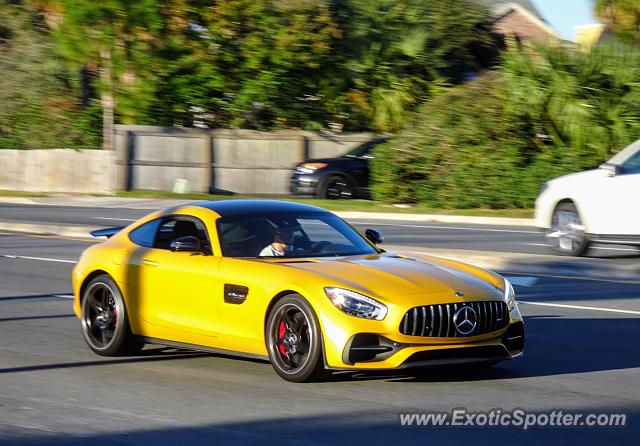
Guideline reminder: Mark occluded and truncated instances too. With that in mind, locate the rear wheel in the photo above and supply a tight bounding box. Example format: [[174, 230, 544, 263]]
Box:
[[547, 202, 590, 256], [266, 295, 326, 382], [80, 274, 143, 356]]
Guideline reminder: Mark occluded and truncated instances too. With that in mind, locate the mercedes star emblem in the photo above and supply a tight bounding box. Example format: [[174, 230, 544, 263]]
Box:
[[453, 306, 477, 335]]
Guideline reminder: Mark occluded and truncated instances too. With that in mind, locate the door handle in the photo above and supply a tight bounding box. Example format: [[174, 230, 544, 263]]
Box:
[[142, 258, 159, 267]]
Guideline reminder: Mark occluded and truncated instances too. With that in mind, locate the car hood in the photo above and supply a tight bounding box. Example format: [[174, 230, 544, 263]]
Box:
[[298, 157, 346, 165], [277, 253, 503, 301], [549, 168, 605, 187]]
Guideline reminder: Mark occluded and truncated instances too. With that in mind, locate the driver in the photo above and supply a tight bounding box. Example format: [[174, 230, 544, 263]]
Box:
[[259, 225, 299, 257]]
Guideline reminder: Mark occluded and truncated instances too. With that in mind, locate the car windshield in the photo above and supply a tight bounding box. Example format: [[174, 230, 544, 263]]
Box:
[[217, 212, 378, 258], [343, 137, 387, 158], [344, 143, 371, 158]]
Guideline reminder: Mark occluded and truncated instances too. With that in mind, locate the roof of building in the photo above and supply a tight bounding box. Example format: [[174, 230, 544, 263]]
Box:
[[472, 0, 545, 21], [473, 1, 559, 40]]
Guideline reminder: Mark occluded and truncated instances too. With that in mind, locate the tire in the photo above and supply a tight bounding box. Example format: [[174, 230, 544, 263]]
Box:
[[317, 175, 353, 199], [80, 274, 143, 356], [547, 202, 590, 256], [266, 295, 327, 382]]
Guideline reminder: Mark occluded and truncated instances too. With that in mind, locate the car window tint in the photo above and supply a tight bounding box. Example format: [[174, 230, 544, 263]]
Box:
[[345, 142, 372, 158], [218, 218, 272, 258], [344, 138, 388, 158], [129, 219, 162, 248], [621, 151, 640, 174], [297, 218, 351, 245], [153, 216, 211, 252], [217, 212, 377, 258]]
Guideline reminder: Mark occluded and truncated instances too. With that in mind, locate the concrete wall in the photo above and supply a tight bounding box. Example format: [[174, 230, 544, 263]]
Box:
[[0, 128, 378, 195], [115, 126, 378, 195], [0, 149, 117, 194]]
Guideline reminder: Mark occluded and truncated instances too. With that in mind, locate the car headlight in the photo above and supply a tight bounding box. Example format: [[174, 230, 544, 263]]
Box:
[[503, 278, 516, 311], [296, 163, 327, 174], [325, 287, 387, 320]]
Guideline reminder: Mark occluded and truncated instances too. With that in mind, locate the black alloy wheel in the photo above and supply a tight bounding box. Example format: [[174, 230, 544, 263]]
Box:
[[81, 274, 142, 356], [266, 295, 326, 382], [320, 175, 353, 199]]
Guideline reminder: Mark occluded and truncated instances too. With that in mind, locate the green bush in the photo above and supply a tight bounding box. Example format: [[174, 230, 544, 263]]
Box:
[[0, 1, 102, 150], [372, 43, 640, 208]]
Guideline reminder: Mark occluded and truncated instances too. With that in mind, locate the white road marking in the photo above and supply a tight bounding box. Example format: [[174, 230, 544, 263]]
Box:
[[1, 254, 77, 264], [52, 294, 74, 299], [525, 242, 637, 252], [505, 276, 539, 287], [90, 217, 136, 222], [351, 221, 539, 234], [519, 300, 640, 315]]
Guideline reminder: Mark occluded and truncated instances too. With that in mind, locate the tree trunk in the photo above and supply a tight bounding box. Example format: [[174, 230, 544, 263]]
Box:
[[100, 48, 115, 151]]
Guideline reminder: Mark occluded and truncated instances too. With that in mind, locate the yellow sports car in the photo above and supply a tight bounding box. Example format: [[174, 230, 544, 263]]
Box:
[[72, 200, 524, 382]]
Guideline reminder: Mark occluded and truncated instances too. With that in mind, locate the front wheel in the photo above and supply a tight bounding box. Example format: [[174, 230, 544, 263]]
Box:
[[266, 295, 326, 382], [318, 175, 353, 199], [547, 202, 590, 256], [80, 274, 143, 356]]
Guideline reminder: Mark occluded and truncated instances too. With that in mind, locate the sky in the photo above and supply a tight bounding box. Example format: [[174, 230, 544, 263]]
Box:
[[533, 0, 599, 41]]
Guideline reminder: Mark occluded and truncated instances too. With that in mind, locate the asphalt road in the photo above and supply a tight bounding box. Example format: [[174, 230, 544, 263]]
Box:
[[1, 233, 639, 445], [1, 202, 639, 260]]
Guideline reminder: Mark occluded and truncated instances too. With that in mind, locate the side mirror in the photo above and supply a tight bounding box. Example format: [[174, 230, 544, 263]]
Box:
[[365, 228, 384, 245], [170, 236, 201, 252], [599, 163, 620, 177]]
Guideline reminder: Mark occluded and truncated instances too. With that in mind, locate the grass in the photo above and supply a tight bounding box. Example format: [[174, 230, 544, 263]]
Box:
[[0, 189, 50, 197], [114, 190, 534, 218]]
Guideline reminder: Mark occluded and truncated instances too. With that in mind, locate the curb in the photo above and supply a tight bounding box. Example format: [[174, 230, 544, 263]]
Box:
[[0, 221, 96, 241], [334, 211, 533, 227], [0, 196, 533, 227]]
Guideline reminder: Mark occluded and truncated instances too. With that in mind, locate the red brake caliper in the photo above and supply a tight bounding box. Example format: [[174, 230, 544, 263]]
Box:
[[278, 321, 287, 356], [112, 305, 118, 328]]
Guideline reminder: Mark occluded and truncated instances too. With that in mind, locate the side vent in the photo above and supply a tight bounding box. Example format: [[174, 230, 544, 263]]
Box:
[[224, 284, 248, 304]]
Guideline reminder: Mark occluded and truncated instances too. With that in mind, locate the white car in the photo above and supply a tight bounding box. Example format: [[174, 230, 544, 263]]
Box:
[[535, 139, 640, 256]]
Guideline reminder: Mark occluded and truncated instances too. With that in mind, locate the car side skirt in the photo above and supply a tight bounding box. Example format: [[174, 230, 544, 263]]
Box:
[[138, 336, 269, 362], [587, 234, 640, 245]]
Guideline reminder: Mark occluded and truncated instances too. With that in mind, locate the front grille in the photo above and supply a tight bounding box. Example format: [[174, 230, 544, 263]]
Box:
[[399, 301, 509, 338]]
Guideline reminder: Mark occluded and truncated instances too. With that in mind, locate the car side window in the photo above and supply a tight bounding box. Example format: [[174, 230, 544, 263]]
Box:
[[620, 151, 640, 175], [129, 219, 162, 248], [153, 216, 212, 253]]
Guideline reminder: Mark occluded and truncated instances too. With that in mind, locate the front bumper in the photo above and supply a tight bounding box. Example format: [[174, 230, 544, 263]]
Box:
[[318, 300, 525, 370], [290, 172, 320, 195]]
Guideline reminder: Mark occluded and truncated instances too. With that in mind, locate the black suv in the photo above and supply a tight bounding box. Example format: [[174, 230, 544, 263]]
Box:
[[290, 137, 389, 199]]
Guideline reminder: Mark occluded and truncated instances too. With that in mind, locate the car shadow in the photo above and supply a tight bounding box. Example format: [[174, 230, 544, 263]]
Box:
[[0, 293, 73, 302], [0, 313, 75, 322], [0, 348, 213, 375]]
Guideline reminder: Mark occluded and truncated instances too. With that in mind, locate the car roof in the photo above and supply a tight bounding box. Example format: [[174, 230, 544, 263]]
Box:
[[194, 199, 331, 218]]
